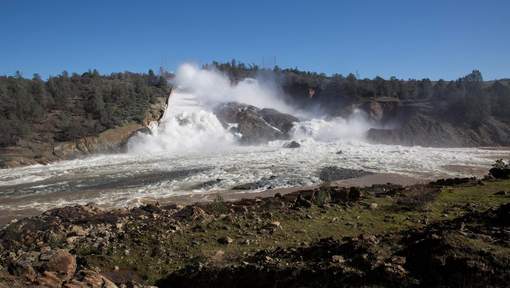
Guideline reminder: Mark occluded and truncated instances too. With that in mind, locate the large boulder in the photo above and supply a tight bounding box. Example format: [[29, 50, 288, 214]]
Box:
[[214, 102, 298, 144], [259, 108, 298, 133], [45, 249, 77, 281]]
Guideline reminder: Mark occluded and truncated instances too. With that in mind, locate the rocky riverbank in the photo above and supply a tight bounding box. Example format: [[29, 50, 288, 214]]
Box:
[[1, 173, 509, 287]]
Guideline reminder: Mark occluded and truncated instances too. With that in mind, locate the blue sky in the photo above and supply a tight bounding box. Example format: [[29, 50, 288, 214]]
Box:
[[1, 0, 509, 80]]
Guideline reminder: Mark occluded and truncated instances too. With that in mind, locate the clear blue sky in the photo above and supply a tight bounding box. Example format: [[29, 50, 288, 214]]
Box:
[[1, 0, 509, 80]]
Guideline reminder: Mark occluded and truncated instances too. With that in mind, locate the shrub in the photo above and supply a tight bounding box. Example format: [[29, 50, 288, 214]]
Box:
[[314, 184, 332, 206], [396, 185, 441, 211], [492, 159, 509, 169], [209, 194, 229, 215], [489, 159, 510, 179]]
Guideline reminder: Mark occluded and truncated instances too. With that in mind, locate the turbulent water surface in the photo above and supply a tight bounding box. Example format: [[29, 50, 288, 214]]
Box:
[[1, 66, 509, 221]]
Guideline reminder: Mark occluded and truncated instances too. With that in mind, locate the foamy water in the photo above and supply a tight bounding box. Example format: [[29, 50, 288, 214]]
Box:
[[0, 65, 509, 219], [0, 135, 506, 214]]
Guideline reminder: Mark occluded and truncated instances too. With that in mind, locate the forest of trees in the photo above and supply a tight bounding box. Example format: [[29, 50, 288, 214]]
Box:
[[210, 60, 510, 127], [0, 70, 169, 147]]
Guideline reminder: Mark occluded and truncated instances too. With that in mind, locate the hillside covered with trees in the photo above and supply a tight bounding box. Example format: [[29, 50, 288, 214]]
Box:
[[0, 70, 169, 147]]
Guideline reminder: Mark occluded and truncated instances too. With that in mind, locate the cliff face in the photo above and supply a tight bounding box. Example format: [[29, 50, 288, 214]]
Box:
[[362, 100, 510, 147], [0, 95, 168, 168]]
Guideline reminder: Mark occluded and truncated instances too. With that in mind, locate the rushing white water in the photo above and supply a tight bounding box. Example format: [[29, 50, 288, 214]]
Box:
[[0, 138, 506, 214], [128, 90, 237, 154], [127, 63, 298, 155], [291, 110, 372, 142], [0, 64, 509, 221], [172, 63, 294, 114]]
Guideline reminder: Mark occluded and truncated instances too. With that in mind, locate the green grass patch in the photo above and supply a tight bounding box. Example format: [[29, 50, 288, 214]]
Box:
[[79, 179, 510, 285]]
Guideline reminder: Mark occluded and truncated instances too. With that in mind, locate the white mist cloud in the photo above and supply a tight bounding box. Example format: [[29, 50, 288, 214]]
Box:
[[127, 109, 236, 154], [173, 63, 296, 114], [290, 109, 375, 142]]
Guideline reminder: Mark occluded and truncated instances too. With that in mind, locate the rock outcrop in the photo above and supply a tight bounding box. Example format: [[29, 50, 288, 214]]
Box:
[[214, 102, 299, 144]]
